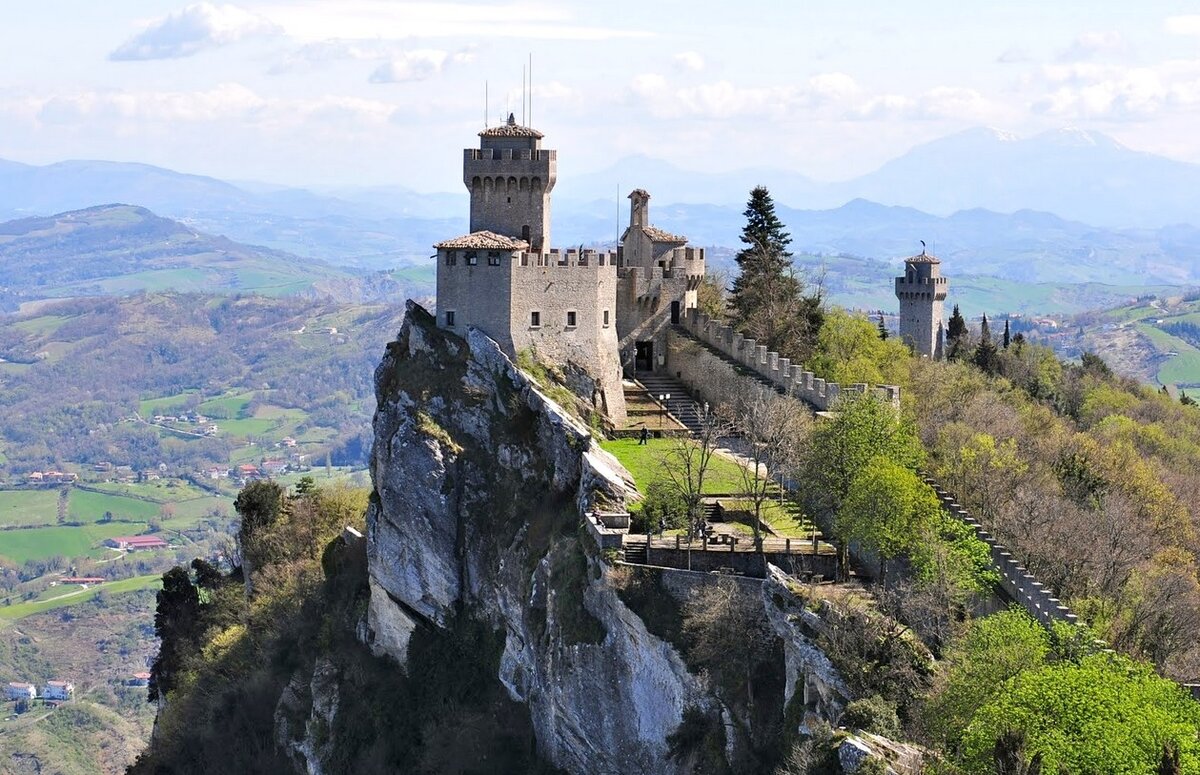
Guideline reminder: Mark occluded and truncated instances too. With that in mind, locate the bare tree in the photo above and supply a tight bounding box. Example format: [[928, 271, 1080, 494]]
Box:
[[723, 383, 810, 550], [659, 403, 733, 550]]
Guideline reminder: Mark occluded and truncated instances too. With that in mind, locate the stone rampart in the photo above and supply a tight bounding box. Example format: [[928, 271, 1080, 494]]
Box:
[[517, 248, 619, 268], [923, 477, 1079, 629], [678, 309, 900, 411]]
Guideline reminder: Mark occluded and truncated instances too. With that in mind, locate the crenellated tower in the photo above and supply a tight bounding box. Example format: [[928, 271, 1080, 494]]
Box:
[[463, 113, 556, 252], [894, 248, 948, 359]]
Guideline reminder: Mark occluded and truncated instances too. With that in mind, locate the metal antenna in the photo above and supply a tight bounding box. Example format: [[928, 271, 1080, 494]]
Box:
[[484, 81, 489, 128], [522, 63, 526, 125], [528, 53, 533, 126]]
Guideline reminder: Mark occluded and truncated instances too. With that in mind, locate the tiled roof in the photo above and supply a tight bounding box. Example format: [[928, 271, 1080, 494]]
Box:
[[479, 113, 544, 139], [905, 251, 941, 263], [435, 230, 529, 250], [641, 225, 687, 244]]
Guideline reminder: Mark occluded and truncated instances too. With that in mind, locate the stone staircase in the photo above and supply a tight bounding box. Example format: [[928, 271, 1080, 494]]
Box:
[[623, 539, 648, 565], [635, 372, 705, 434]]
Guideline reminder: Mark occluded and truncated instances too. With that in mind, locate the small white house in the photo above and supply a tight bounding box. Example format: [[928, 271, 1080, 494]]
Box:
[[5, 682, 36, 701], [42, 680, 74, 701]]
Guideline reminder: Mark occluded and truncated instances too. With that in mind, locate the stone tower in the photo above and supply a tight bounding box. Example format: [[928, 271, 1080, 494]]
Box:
[[463, 113, 556, 252], [894, 247, 948, 359]]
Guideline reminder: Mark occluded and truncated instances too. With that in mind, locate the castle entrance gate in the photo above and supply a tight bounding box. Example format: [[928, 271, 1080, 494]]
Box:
[[635, 341, 654, 372]]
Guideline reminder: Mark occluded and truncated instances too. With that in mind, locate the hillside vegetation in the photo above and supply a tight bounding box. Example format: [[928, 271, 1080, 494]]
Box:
[[0, 292, 404, 474], [0, 205, 365, 311]]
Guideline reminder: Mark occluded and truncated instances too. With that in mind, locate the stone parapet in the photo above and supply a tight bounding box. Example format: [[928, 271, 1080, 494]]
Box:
[[922, 476, 1081, 629], [680, 309, 900, 411]]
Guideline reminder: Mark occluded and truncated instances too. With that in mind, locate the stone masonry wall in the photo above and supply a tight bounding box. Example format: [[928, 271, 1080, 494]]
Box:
[[923, 478, 1080, 628], [676, 309, 901, 411]]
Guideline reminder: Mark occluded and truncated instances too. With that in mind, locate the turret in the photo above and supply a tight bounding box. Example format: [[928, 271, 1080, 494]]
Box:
[[463, 113, 556, 252], [894, 247, 948, 359]]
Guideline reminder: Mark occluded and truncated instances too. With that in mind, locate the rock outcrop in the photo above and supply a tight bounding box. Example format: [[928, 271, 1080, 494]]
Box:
[[363, 302, 716, 774]]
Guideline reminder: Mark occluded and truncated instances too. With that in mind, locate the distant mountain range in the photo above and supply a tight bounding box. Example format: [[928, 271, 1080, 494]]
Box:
[[562, 128, 1200, 230], [0, 126, 1198, 296]]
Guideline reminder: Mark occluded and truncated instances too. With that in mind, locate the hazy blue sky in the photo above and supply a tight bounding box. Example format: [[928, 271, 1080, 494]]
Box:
[[3, 1, 1200, 189]]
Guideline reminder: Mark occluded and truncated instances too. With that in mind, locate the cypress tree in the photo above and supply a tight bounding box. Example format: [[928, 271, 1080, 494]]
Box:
[[1003, 318, 1011, 349], [974, 314, 1000, 374], [877, 314, 888, 340], [729, 186, 820, 361], [946, 305, 969, 360]]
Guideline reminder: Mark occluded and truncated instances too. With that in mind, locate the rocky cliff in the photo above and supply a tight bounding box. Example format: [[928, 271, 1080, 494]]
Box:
[[289, 301, 912, 774]]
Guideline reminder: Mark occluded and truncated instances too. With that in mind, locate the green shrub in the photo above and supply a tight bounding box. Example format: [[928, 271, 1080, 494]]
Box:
[[841, 695, 901, 738]]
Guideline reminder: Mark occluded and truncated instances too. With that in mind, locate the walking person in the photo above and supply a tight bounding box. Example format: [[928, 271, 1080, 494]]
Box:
[[638, 425, 649, 445]]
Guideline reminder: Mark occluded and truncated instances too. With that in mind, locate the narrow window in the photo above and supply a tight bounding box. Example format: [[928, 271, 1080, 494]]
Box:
[[566, 310, 577, 327], [465, 251, 478, 266], [530, 311, 541, 328], [603, 310, 610, 327], [487, 251, 502, 266], [445, 311, 456, 327], [444, 252, 457, 266]]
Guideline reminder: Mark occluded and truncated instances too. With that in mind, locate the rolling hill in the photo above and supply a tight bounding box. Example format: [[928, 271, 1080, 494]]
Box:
[[0, 205, 422, 311]]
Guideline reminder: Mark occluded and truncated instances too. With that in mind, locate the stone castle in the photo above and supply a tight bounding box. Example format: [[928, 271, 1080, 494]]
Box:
[[434, 113, 946, 419]]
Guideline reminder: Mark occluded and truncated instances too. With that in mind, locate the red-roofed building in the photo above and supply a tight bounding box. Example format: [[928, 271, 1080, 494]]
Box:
[[5, 682, 36, 701], [42, 680, 73, 701], [105, 536, 169, 551], [60, 577, 106, 585]]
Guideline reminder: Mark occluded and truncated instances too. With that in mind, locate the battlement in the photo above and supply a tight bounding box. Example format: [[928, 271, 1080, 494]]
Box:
[[465, 148, 555, 162], [923, 478, 1084, 630], [515, 248, 620, 268], [681, 309, 900, 411]]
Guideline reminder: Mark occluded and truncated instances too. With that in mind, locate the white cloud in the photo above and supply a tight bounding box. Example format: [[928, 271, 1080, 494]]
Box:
[[17, 84, 397, 127], [1057, 31, 1129, 62], [629, 72, 861, 120], [849, 87, 1000, 122], [260, 1, 651, 42], [1027, 59, 1200, 120], [110, 3, 280, 61], [996, 47, 1032, 64], [368, 49, 474, 84], [674, 51, 705, 72], [1165, 15, 1200, 37]]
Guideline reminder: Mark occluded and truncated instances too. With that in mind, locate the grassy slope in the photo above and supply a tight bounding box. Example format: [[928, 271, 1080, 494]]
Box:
[[0, 574, 161, 620], [600, 438, 751, 494]]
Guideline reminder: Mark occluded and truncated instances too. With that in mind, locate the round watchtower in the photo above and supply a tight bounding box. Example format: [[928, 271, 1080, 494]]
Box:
[[463, 113, 556, 253], [894, 248, 948, 359]]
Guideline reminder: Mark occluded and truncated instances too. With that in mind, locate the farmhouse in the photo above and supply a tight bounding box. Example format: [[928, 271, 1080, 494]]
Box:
[[106, 535, 169, 551], [42, 680, 74, 701], [5, 682, 36, 702]]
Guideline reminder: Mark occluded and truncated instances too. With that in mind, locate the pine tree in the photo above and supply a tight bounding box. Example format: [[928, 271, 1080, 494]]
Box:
[[1003, 318, 1011, 349], [877, 314, 888, 340], [728, 186, 822, 362], [974, 314, 1000, 374], [946, 305, 969, 360]]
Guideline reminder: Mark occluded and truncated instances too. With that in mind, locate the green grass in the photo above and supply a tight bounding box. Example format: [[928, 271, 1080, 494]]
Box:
[[68, 490, 161, 523], [217, 418, 280, 438], [1136, 323, 1200, 387], [599, 438, 752, 495], [11, 314, 74, 336], [0, 574, 162, 620], [0, 490, 60, 528], [138, 390, 200, 415], [197, 391, 254, 417], [717, 498, 816, 538], [0, 523, 149, 564]]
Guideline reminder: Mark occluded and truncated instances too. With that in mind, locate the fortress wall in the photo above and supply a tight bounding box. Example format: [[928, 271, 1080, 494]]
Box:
[[679, 309, 901, 411], [508, 251, 625, 421], [923, 478, 1082, 630]]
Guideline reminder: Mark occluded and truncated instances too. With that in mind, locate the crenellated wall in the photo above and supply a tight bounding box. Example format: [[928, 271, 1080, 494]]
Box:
[[923, 478, 1084, 629], [678, 309, 900, 411]]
